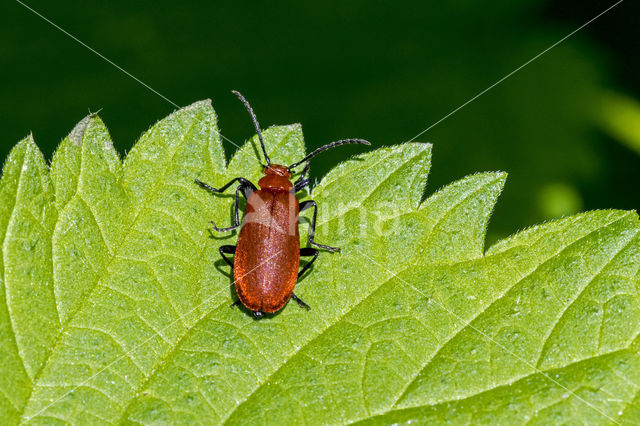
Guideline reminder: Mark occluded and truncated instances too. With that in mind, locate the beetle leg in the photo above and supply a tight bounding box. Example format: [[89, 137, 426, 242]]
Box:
[[294, 161, 310, 182], [219, 245, 236, 267], [195, 177, 256, 197], [223, 244, 239, 309], [299, 200, 340, 252], [298, 247, 319, 278], [210, 220, 241, 232], [196, 177, 256, 232], [210, 194, 242, 231], [294, 178, 310, 192], [293, 162, 311, 192], [291, 293, 311, 310]]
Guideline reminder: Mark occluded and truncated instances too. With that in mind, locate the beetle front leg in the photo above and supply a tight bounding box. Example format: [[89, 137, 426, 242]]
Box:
[[299, 200, 340, 252], [293, 162, 311, 193], [195, 177, 256, 196], [195, 177, 256, 232]]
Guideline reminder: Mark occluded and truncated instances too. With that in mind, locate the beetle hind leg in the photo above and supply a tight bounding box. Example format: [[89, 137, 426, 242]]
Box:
[[291, 293, 311, 310], [298, 247, 319, 278], [292, 245, 318, 312], [311, 241, 340, 252], [219, 245, 236, 267]]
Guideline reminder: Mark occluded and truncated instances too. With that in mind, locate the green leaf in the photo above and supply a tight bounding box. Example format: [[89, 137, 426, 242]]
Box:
[[1, 100, 639, 425]]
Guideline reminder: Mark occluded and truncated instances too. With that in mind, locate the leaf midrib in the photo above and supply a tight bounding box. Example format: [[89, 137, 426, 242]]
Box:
[[0, 144, 31, 413], [4, 143, 61, 384]]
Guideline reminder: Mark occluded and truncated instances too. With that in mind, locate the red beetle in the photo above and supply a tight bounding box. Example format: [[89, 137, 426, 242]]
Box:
[[196, 91, 370, 318]]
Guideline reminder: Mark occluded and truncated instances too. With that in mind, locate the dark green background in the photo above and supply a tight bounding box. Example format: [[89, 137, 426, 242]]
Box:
[[2, 0, 639, 241]]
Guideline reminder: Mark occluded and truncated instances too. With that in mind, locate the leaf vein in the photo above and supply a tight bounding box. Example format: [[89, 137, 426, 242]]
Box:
[[391, 213, 635, 409], [535, 230, 640, 368], [354, 339, 639, 424]]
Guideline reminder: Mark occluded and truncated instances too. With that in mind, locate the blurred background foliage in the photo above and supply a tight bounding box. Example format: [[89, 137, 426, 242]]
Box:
[[2, 0, 639, 242]]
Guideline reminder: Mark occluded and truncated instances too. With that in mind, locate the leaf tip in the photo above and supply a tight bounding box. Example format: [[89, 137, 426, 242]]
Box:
[[398, 141, 433, 159], [183, 98, 213, 110], [179, 99, 214, 117], [622, 208, 640, 224], [68, 114, 94, 146], [16, 133, 40, 157], [490, 170, 508, 186], [470, 170, 508, 191], [264, 123, 304, 139], [156, 99, 216, 130]]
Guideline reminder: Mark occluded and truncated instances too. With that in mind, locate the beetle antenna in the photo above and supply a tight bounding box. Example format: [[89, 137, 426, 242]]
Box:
[[288, 139, 371, 170], [232, 90, 271, 166]]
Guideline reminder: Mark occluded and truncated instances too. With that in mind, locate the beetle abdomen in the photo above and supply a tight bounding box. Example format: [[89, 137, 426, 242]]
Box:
[[234, 190, 300, 313]]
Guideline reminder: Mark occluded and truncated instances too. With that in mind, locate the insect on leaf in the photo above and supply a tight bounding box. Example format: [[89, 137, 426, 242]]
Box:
[[0, 100, 639, 424]]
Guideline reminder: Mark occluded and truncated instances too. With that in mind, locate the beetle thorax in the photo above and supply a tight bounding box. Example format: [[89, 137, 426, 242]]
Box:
[[258, 164, 293, 191]]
